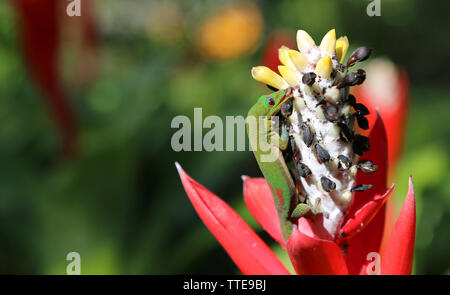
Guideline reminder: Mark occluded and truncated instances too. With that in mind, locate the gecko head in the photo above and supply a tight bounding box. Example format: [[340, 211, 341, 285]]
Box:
[[248, 87, 294, 118]]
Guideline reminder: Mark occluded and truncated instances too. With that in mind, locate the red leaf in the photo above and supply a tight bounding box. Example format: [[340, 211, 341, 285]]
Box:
[[381, 176, 416, 275], [176, 163, 290, 275], [347, 113, 389, 215], [242, 176, 285, 247], [354, 66, 409, 181], [340, 185, 394, 240], [287, 223, 348, 275], [343, 114, 389, 274]]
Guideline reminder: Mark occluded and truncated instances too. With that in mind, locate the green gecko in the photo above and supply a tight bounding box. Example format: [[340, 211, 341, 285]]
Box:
[[246, 87, 308, 241]]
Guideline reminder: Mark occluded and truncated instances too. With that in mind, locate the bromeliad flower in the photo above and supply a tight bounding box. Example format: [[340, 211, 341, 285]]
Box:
[[176, 29, 415, 275]]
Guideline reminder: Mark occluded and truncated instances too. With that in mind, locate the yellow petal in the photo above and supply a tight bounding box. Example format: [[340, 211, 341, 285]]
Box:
[[315, 56, 332, 78], [278, 65, 298, 87], [288, 50, 308, 72], [319, 29, 336, 56], [278, 46, 295, 69], [296, 30, 315, 52], [251, 66, 289, 89], [336, 36, 349, 63]]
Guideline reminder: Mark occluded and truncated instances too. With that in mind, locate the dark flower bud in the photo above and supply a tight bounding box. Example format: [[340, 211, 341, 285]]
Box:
[[347, 46, 372, 67], [302, 72, 317, 86]]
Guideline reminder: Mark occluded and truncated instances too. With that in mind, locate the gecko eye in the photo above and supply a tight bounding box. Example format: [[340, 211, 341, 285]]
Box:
[[266, 97, 275, 106]]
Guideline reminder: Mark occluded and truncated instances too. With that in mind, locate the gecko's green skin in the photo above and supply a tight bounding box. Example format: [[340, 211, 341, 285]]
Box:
[[246, 88, 296, 241]]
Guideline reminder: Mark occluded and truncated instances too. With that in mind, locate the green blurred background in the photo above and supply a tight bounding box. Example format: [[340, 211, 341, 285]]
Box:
[[0, 0, 449, 274]]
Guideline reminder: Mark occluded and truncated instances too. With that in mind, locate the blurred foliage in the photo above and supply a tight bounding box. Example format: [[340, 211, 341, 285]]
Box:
[[0, 0, 448, 274]]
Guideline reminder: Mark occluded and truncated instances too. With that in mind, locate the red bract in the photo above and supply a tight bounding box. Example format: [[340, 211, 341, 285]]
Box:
[[176, 115, 416, 275], [175, 163, 289, 275], [352, 60, 410, 259]]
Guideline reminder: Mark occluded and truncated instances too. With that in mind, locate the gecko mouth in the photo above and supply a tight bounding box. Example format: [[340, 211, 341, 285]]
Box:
[[269, 87, 295, 120], [275, 87, 294, 109]]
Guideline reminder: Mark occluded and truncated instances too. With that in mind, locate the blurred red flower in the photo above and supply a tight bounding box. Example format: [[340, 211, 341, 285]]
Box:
[[261, 31, 296, 75], [11, 0, 98, 156]]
